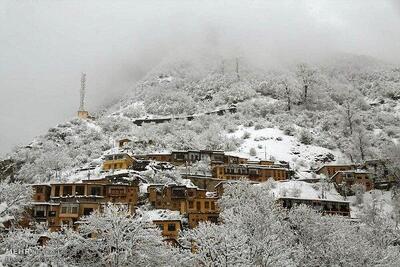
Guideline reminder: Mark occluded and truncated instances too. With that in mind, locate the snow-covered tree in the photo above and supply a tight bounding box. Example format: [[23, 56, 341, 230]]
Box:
[[190, 158, 211, 175], [351, 183, 366, 206], [0, 228, 48, 266], [44, 204, 186, 266], [296, 63, 317, 105], [182, 181, 297, 266], [288, 204, 400, 266], [0, 182, 32, 228]]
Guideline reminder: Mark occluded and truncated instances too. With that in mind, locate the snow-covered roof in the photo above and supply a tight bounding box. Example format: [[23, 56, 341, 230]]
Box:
[[315, 163, 355, 172], [30, 202, 60, 206], [180, 178, 197, 188], [145, 150, 171, 155], [214, 179, 259, 189], [142, 209, 182, 222], [224, 151, 249, 159], [263, 180, 345, 202], [331, 169, 371, 179], [206, 192, 218, 198]]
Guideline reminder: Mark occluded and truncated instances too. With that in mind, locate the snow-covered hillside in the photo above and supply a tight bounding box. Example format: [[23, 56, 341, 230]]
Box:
[[227, 126, 345, 171], [1, 55, 399, 186]]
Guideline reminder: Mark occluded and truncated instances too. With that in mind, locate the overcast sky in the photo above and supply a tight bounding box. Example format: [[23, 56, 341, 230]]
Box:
[[0, 0, 400, 157]]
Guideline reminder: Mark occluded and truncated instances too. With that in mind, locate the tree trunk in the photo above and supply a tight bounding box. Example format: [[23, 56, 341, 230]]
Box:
[[303, 84, 308, 104], [359, 134, 365, 161], [285, 84, 291, 111]]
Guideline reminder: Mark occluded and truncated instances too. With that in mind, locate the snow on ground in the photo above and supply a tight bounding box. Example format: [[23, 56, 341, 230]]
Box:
[[348, 189, 394, 219], [227, 126, 346, 171], [262, 180, 345, 202]]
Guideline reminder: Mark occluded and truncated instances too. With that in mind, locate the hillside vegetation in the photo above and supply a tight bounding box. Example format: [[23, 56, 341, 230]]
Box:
[[1, 54, 399, 183]]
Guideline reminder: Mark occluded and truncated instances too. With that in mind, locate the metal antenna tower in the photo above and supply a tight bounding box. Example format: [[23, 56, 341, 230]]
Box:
[[79, 73, 86, 111]]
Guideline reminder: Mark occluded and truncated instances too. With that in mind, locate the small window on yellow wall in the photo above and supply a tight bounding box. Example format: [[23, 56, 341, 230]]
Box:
[[168, 223, 176, 231]]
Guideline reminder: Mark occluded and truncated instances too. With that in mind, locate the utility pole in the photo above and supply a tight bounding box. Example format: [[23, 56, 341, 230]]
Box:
[[264, 144, 267, 160]]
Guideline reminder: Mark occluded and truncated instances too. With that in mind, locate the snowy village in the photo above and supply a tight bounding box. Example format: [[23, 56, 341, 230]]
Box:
[[1, 1, 400, 266]]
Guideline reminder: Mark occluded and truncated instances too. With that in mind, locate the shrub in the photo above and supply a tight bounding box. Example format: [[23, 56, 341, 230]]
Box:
[[299, 130, 313, 145]]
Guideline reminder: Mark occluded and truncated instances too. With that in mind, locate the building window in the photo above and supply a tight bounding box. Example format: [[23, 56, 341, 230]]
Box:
[[72, 206, 78, 214], [36, 187, 43, 194], [205, 201, 210, 209], [189, 201, 194, 209], [48, 211, 56, 217], [60, 204, 79, 214], [196, 201, 201, 210], [83, 208, 94, 216], [208, 216, 218, 223], [168, 223, 176, 231], [158, 224, 164, 231], [54, 186, 60, 197], [91, 187, 102, 196], [34, 206, 46, 217], [75, 186, 85, 196], [109, 188, 125, 196], [63, 186, 72, 196]]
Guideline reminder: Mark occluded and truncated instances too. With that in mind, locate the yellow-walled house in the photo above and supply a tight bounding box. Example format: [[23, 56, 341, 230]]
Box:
[[102, 153, 135, 171], [212, 164, 290, 182], [30, 177, 139, 231], [145, 209, 183, 242]]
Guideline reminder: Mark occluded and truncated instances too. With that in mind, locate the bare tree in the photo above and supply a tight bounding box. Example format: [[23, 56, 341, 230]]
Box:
[[296, 63, 317, 105], [279, 78, 292, 111], [353, 127, 370, 162], [343, 99, 356, 135]]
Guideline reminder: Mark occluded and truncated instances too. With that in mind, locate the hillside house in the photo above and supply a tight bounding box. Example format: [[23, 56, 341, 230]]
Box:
[[136, 150, 248, 168], [212, 163, 290, 182], [278, 197, 351, 217], [117, 138, 131, 148], [147, 184, 219, 228], [316, 164, 356, 178], [170, 150, 225, 165], [137, 153, 173, 163], [30, 177, 139, 231], [145, 210, 183, 242], [331, 170, 374, 195], [182, 174, 224, 192], [32, 184, 52, 202], [102, 153, 135, 171]]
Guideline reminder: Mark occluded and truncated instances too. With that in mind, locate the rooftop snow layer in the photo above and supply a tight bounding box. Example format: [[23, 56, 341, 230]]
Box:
[[143, 209, 182, 221], [263, 180, 345, 202]]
